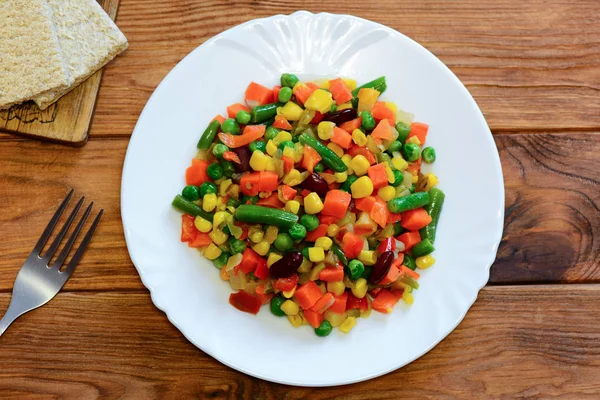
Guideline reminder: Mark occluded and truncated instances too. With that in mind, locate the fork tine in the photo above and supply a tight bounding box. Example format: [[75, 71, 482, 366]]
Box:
[[50, 202, 93, 269], [32, 189, 74, 255], [42, 196, 85, 262], [61, 209, 103, 276]]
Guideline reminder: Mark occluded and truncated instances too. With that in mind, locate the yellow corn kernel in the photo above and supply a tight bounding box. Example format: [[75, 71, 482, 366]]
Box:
[[402, 291, 414, 305], [327, 224, 339, 237], [282, 146, 296, 160], [352, 129, 368, 147], [298, 258, 313, 273], [406, 136, 421, 145], [285, 200, 300, 214], [378, 186, 396, 201], [266, 140, 278, 156], [304, 89, 334, 114], [219, 179, 233, 196], [308, 247, 325, 263], [203, 243, 222, 260], [350, 155, 370, 176], [265, 225, 279, 244], [226, 253, 243, 269], [273, 130, 293, 146], [293, 143, 304, 162], [334, 171, 347, 183], [339, 316, 357, 333], [327, 281, 345, 296], [280, 101, 304, 121], [267, 252, 282, 267], [281, 300, 300, 315], [209, 230, 228, 245], [282, 286, 297, 298], [384, 163, 396, 184], [308, 262, 327, 281], [317, 79, 330, 89], [391, 156, 408, 171], [351, 278, 368, 298], [341, 154, 354, 175], [287, 314, 303, 327], [361, 306, 372, 318], [213, 211, 233, 228], [249, 150, 269, 171], [248, 226, 264, 243], [327, 143, 344, 158], [283, 169, 303, 186], [357, 88, 380, 113], [202, 193, 217, 212], [337, 102, 352, 110], [416, 254, 436, 269], [347, 309, 361, 318], [358, 250, 377, 266], [385, 101, 398, 114], [324, 310, 348, 327], [317, 121, 336, 140], [342, 78, 357, 90], [315, 236, 333, 250], [350, 176, 374, 199], [216, 196, 227, 211], [194, 216, 212, 233], [426, 173, 439, 188], [304, 192, 324, 214], [412, 175, 419, 184], [252, 240, 270, 256]]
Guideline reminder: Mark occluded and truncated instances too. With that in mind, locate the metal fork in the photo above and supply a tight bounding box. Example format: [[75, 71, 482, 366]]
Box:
[[0, 189, 103, 337]]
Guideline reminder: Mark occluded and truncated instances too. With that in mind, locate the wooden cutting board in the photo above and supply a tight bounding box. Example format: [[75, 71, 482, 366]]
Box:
[[0, 0, 121, 146]]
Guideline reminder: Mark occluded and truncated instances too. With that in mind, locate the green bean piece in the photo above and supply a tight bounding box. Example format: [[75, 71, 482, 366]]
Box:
[[393, 221, 405, 236], [280, 73, 299, 88], [181, 185, 200, 201], [313, 162, 325, 173], [197, 119, 221, 149], [236, 110, 251, 125], [279, 140, 295, 150], [330, 243, 348, 266], [250, 103, 278, 124], [299, 133, 347, 172], [351, 76, 387, 98], [278, 86, 293, 103], [340, 175, 358, 192], [361, 110, 376, 131], [402, 143, 421, 162], [420, 188, 445, 243], [172, 195, 214, 221], [395, 122, 410, 144], [221, 118, 240, 135], [402, 254, 417, 271], [235, 205, 298, 229], [422, 147, 436, 163], [412, 238, 435, 258], [387, 192, 430, 214], [226, 198, 241, 208]]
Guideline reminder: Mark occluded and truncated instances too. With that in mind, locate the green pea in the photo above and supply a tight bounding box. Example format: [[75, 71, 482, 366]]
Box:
[[249, 141, 267, 153], [280, 73, 299, 88], [402, 143, 421, 162], [226, 198, 241, 208], [395, 122, 411, 143], [213, 252, 230, 269], [377, 152, 391, 164], [181, 185, 200, 201], [221, 118, 240, 135], [240, 195, 259, 205], [265, 126, 279, 140], [422, 147, 436, 163], [206, 163, 224, 180], [329, 103, 338, 113], [391, 170, 403, 187], [346, 259, 365, 280], [387, 140, 402, 154], [314, 320, 332, 337], [340, 175, 358, 192], [221, 160, 236, 178], [278, 86, 293, 103], [199, 182, 217, 197], [313, 162, 325, 173], [236, 110, 251, 125], [279, 140, 295, 150], [288, 223, 307, 240], [299, 214, 320, 232], [228, 237, 246, 255], [274, 233, 294, 252], [212, 143, 229, 158], [270, 295, 287, 316], [360, 110, 376, 131]]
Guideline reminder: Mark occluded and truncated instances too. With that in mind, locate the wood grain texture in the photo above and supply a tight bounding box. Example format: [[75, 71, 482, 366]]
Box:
[[0, 0, 121, 145], [0, 133, 597, 292], [0, 286, 599, 398]]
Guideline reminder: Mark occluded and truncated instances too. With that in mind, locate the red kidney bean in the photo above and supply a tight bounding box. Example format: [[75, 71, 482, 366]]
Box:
[[300, 173, 328, 197], [270, 251, 303, 278], [232, 147, 251, 173], [369, 251, 394, 284], [321, 108, 357, 125]]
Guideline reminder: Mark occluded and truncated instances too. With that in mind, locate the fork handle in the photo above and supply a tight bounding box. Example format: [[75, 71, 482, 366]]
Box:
[[0, 301, 25, 337]]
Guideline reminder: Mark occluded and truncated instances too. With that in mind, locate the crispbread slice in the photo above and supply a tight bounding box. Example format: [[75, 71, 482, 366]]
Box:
[[33, 0, 128, 109], [0, 0, 70, 110]]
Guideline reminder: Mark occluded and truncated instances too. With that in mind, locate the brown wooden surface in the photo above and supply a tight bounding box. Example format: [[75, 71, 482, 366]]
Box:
[[0, 0, 599, 398], [0, 0, 121, 146]]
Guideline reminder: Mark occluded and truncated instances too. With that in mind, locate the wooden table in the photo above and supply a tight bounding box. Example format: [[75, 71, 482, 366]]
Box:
[[1, 1, 599, 398]]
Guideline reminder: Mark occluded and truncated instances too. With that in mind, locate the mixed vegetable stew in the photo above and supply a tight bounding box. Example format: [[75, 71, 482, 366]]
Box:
[[173, 75, 444, 336]]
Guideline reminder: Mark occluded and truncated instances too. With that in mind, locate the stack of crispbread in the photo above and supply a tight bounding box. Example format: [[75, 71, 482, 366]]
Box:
[[0, 0, 128, 110]]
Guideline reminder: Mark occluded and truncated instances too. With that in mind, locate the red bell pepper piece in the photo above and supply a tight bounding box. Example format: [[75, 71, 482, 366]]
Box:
[[229, 291, 262, 314], [377, 237, 396, 254], [274, 274, 299, 292], [180, 214, 197, 242], [346, 292, 368, 312]]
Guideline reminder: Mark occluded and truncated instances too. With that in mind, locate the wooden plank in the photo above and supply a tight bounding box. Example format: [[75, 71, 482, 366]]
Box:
[[0, 0, 122, 145], [85, 0, 600, 138], [0, 286, 599, 397], [0, 132, 598, 291]]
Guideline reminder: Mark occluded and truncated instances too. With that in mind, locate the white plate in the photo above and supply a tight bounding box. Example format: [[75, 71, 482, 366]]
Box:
[[121, 11, 504, 386]]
